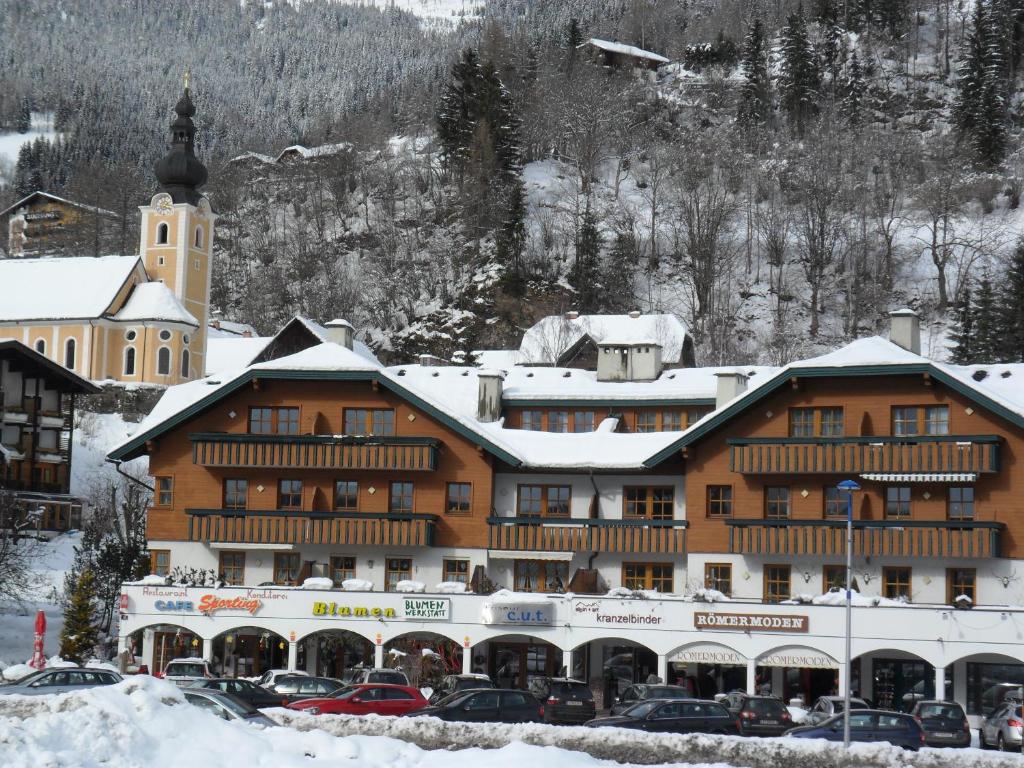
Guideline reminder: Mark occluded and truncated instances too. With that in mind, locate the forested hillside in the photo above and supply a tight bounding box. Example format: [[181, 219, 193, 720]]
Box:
[[1, 0, 1023, 365]]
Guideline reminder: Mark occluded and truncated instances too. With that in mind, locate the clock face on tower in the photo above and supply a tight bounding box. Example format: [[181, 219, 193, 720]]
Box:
[[154, 194, 173, 214]]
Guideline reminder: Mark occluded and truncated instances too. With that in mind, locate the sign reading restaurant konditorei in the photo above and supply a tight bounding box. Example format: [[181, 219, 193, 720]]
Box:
[[312, 597, 451, 621], [694, 612, 809, 633]]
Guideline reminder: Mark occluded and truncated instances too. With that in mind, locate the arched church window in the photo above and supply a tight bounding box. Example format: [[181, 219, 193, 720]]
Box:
[[156, 222, 169, 245], [157, 347, 171, 376], [124, 347, 136, 376], [64, 338, 76, 370], [180, 349, 190, 379]]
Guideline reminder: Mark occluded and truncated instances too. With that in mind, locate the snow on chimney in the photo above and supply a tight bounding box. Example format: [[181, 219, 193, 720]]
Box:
[[477, 370, 504, 423], [324, 319, 354, 349], [888, 309, 921, 355], [628, 310, 641, 318], [715, 371, 748, 410], [565, 311, 580, 320]]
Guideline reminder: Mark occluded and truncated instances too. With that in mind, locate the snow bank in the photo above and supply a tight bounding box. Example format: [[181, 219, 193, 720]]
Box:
[[1, 663, 33, 682], [435, 581, 467, 594], [126, 574, 170, 586], [341, 579, 373, 592], [395, 580, 426, 593]]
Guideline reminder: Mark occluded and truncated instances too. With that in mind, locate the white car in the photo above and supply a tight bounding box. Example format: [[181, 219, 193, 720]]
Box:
[[256, 668, 308, 688], [0, 667, 122, 695], [161, 658, 214, 687]]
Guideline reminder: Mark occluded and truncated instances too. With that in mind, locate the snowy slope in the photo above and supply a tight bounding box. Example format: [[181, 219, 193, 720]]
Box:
[[330, 0, 482, 26], [0, 113, 58, 188]]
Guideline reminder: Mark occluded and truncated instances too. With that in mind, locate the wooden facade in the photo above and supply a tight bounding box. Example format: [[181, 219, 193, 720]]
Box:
[[487, 516, 687, 554]]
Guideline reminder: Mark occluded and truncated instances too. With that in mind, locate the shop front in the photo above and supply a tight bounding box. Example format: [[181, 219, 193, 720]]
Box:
[[212, 627, 288, 677], [668, 643, 748, 699], [755, 647, 840, 705]]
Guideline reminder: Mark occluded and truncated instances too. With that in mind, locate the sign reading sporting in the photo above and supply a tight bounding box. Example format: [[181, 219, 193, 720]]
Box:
[[694, 612, 809, 633]]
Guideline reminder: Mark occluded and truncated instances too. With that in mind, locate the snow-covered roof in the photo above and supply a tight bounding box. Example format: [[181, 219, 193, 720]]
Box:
[[205, 336, 272, 375], [518, 313, 689, 365], [0, 255, 142, 322], [208, 319, 259, 338], [285, 316, 382, 366], [0, 190, 119, 219], [113, 282, 198, 326], [585, 38, 670, 64], [275, 142, 351, 163], [472, 349, 523, 369]]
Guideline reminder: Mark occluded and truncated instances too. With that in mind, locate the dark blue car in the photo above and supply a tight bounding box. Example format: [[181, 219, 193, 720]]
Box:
[[786, 710, 925, 750]]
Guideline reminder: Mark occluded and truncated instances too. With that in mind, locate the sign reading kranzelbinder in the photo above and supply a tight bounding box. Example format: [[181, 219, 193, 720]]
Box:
[[694, 612, 809, 633]]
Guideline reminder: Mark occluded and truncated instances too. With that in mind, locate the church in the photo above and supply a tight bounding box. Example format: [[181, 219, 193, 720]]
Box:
[[0, 87, 215, 387]]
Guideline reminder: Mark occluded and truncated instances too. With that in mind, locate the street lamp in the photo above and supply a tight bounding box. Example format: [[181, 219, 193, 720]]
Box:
[[837, 479, 861, 749]]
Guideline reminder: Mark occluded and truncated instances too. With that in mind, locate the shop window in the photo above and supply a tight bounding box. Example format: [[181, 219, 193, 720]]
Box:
[[706, 485, 733, 517], [219, 551, 245, 585], [549, 411, 569, 433], [885, 486, 911, 519], [764, 486, 791, 519], [334, 480, 358, 511], [64, 338, 76, 370], [622, 562, 673, 593], [763, 564, 791, 603], [635, 412, 658, 433], [882, 567, 911, 600], [389, 482, 414, 514], [823, 564, 845, 592], [249, 406, 299, 435], [824, 486, 847, 518], [157, 346, 171, 375], [385, 558, 412, 591], [948, 487, 975, 520], [946, 568, 976, 604], [662, 411, 682, 431], [442, 559, 469, 584], [274, 552, 300, 585], [445, 482, 471, 514], [573, 411, 595, 432], [520, 410, 543, 431], [514, 559, 568, 593], [155, 477, 173, 506], [704, 563, 732, 596], [150, 550, 170, 577], [330, 556, 355, 586], [517, 485, 570, 517], [342, 408, 395, 436], [624, 486, 674, 519], [278, 479, 303, 510], [223, 479, 248, 510], [124, 347, 136, 376], [966, 662, 1024, 715]]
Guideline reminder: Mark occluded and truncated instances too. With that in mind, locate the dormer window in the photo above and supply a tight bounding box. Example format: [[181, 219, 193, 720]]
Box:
[[156, 222, 169, 245]]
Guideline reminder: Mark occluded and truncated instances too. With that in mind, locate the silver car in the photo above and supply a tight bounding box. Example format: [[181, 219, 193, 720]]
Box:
[[980, 701, 1023, 751], [182, 688, 278, 728], [802, 695, 870, 725], [0, 667, 122, 695]]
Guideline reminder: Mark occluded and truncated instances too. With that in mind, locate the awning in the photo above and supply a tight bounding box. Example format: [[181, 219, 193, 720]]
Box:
[[860, 472, 977, 482], [488, 549, 574, 561]]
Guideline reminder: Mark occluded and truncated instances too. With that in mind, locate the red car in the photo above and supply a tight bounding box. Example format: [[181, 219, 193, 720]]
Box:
[[287, 683, 427, 716]]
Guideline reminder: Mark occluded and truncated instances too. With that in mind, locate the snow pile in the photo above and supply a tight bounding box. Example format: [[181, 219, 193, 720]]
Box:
[[688, 588, 732, 603], [1, 663, 33, 682], [782, 589, 906, 608], [126, 574, 170, 586], [301, 577, 335, 590], [435, 581, 467, 594], [341, 579, 373, 592], [395, 580, 426, 593]]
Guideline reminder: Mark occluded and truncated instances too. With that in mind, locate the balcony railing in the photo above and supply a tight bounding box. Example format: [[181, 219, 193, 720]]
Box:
[[185, 509, 437, 546], [725, 518, 1002, 559], [727, 435, 1000, 475], [487, 517, 688, 554], [190, 433, 439, 471]]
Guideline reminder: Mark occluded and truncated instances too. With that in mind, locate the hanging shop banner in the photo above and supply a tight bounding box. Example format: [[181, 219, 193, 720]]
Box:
[[670, 643, 746, 665], [402, 597, 451, 621], [481, 598, 554, 626], [757, 650, 839, 669], [694, 612, 809, 633]]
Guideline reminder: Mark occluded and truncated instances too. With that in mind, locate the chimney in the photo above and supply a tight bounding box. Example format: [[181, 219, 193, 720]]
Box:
[[241, 330, 252, 338], [715, 371, 748, 409], [565, 310, 580, 320], [211, 319, 221, 330], [324, 319, 354, 349], [477, 370, 504, 423], [628, 310, 641, 318], [888, 309, 921, 355]]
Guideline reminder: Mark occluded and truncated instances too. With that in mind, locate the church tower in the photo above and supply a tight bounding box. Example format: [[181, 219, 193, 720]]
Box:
[[139, 83, 215, 380]]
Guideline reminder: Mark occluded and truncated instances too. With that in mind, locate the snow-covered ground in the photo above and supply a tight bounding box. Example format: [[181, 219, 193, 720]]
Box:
[[0, 113, 58, 188], [330, 0, 482, 27]]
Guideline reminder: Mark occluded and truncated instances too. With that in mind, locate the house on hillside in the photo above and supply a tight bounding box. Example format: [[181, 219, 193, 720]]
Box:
[[584, 38, 670, 73], [1, 191, 125, 258]]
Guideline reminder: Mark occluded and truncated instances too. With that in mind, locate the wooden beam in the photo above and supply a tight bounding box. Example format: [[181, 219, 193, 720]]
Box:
[[371, 379, 379, 392], [790, 376, 800, 390], [923, 372, 932, 387], [252, 378, 261, 391]]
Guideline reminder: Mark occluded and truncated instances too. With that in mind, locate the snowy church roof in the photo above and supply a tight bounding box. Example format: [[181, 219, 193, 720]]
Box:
[[113, 282, 198, 326], [518, 313, 690, 365], [0, 255, 142, 322]]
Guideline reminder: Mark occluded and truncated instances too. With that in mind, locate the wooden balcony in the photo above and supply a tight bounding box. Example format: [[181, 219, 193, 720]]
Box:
[[727, 435, 1000, 476], [487, 517, 688, 554], [189, 433, 439, 471], [725, 519, 1002, 559], [185, 509, 437, 546]]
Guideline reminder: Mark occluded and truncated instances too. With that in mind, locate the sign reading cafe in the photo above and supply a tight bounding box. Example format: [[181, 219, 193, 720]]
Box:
[[694, 612, 809, 633]]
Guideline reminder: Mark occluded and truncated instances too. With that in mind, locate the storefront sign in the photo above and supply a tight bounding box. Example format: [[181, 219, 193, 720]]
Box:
[[24, 211, 61, 222], [403, 597, 450, 620], [312, 601, 397, 619], [670, 644, 746, 665], [574, 600, 663, 626], [757, 652, 838, 669], [694, 612, 808, 633], [155, 600, 194, 612], [197, 594, 262, 616], [481, 599, 554, 626]]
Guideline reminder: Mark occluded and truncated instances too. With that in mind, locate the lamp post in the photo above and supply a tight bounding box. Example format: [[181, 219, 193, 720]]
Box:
[[837, 479, 861, 749]]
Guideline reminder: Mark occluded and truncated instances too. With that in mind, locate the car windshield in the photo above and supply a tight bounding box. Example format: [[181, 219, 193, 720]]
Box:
[[553, 682, 591, 697], [166, 663, 206, 677], [919, 704, 963, 719], [216, 695, 258, 716], [331, 686, 360, 699], [623, 701, 661, 718]]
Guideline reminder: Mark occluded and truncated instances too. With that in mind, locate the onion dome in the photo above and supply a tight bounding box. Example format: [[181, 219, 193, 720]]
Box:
[[154, 87, 208, 205]]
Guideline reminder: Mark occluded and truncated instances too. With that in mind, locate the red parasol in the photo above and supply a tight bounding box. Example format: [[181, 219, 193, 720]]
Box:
[[29, 609, 46, 669]]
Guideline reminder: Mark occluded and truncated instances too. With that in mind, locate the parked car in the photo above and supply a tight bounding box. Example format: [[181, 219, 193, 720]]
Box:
[[585, 699, 739, 735], [723, 693, 793, 737], [0, 667, 122, 695], [786, 710, 925, 750], [982, 683, 1024, 714], [160, 658, 214, 687], [802, 695, 869, 725], [980, 700, 1023, 751], [406, 688, 543, 723], [610, 684, 693, 716], [268, 675, 345, 704], [528, 678, 596, 724], [340, 667, 410, 686], [289, 683, 427, 716], [256, 669, 309, 688], [187, 678, 282, 708], [428, 674, 494, 704], [909, 700, 971, 749], [182, 688, 278, 728]]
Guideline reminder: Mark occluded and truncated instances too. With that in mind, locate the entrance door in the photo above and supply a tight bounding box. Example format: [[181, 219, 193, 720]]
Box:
[[490, 643, 558, 689]]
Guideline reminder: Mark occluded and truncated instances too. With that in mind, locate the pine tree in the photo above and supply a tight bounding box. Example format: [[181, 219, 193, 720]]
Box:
[[571, 202, 602, 311], [564, 17, 584, 76], [436, 48, 482, 184], [778, 4, 821, 134], [973, 275, 1001, 362], [999, 240, 1024, 362], [953, 1, 1009, 168], [59, 569, 99, 664], [737, 19, 771, 128], [818, 0, 846, 89], [949, 280, 976, 364], [842, 50, 866, 127], [16, 97, 31, 133]]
